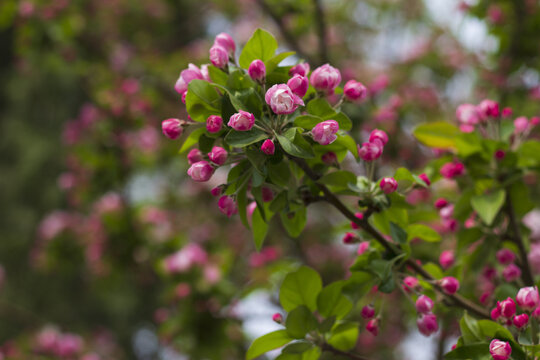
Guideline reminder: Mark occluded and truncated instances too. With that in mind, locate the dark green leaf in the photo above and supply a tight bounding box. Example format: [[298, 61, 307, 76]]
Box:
[[285, 306, 318, 339], [246, 330, 294, 360]]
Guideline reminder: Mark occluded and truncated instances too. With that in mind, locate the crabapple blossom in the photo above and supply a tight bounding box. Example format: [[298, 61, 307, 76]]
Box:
[[228, 110, 255, 131], [311, 120, 339, 145], [214, 32, 235, 55], [218, 195, 237, 217], [415, 295, 434, 314], [489, 339, 511, 360], [310, 64, 341, 94], [248, 60, 266, 82], [187, 148, 203, 165], [440, 277, 460, 295], [161, 118, 183, 139], [206, 115, 223, 133], [289, 63, 310, 77], [187, 161, 214, 182], [358, 141, 383, 161], [343, 80, 367, 102], [287, 74, 309, 98], [380, 177, 398, 194], [261, 139, 275, 155], [265, 84, 304, 115], [417, 313, 438, 336], [208, 146, 227, 166], [516, 287, 540, 311], [209, 45, 228, 68]]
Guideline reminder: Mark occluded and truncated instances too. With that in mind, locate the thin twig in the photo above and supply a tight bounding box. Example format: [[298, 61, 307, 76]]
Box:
[[312, 0, 329, 64], [289, 156, 491, 319], [505, 189, 535, 286]]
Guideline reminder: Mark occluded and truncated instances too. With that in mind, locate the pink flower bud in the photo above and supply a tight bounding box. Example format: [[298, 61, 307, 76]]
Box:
[[496, 249, 515, 265], [361, 305, 375, 319], [287, 74, 309, 98], [248, 59, 266, 82], [321, 151, 338, 165], [206, 115, 223, 133], [440, 162, 465, 179], [439, 204, 454, 219], [265, 84, 305, 115], [514, 116, 529, 133], [175, 283, 191, 299], [201, 64, 211, 81], [187, 161, 214, 182], [272, 312, 283, 323], [211, 186, 222, 197], [516, 286, 540, 311], [342, 232, 358, 244], [440, 277, 460, 295], [162, 118, 183, 140], [181, 91, 187, 104], [419, 173, 431, 186], [187, 148, 203, 165], [502, 107, 513, 117], [261, 139, 275, 155], [434, 198, 448, 209], [380, 177, 398, 194], [478, 99, 500, 119], [533, 306, 540, 318], [499, 297, 516, 318], [209, 45, 228, 69], [218, 195, 237, 217], [312, 120, 339, 145], [513, 313, 529, 329], [439, 250, 455, 269], [310, 64, 341, 94], [368, 129, 389, 146], [214, 32, 235, 55], [208, 146, 228, 166], [262, 187, 274, 202], [403, 276, 419, 293], [489, 339, 512, 360], [366, 318, 379, 336], [289, 63, 310, 77], [344, 80, 368, 102], [357, 241, 369, 255], [531, 117, 540, 126], [358, 141, 383, 161], [494, 150, 506, 160], [417, 313, 438, 336], [174, 64, 203, 94], [491, 307, 501, 321], [456, 104, 481, 125], [415, 295, 434, 314], [503, 264, 521, 282], [351, 212, 364, 229], [228, 110, 255, 131]]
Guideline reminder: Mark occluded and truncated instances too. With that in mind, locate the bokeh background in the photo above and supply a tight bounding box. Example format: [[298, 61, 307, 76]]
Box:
[[1, 0, 540, 359]]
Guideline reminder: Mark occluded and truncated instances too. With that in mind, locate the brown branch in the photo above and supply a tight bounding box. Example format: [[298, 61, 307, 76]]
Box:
[[505, 190, 535, 286], [256, 0, 315, 64], [321, 343, 370, 360], [312, 0, 329, 64], [290, 156, 491, 319]]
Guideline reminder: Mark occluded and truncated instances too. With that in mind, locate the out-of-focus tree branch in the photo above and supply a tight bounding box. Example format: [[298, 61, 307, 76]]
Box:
[[313, 0, 329, 64]]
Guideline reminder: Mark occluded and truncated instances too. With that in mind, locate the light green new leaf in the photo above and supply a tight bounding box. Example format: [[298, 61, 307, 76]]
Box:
[[239, 29, 278, 69], [407, 224, 441, 242], [413, 121, 460, 149], [327, 322, 359, 351], [471, 189, 505, 226], [280, 266, 322, 312], [246, 330, 294, 360]]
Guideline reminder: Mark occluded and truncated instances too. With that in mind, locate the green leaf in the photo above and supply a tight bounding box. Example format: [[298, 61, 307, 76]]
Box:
[[306, 98, 352, 131], [276, 129, 315, 159], [327, 322, 359, 351], [239, 29, 278, 69], [280, 205, 307, 237], [390, 222, 408, 245], [207, 65, 228, 86], [179, 126, 205, 153], [252, 207, 269, 251], [285, 306, 318, 339], [225, 129, 268, 147], [407, 224, 441, 242], [334, 133, 358, 158], [185, 79, 221, 122], [319, 171, 357, 189], [471, 189, 505, 226], [246, 330, 294, 360], [266, 51, 295, 73], [456, 132, 483, 158], [294, 115, 323, 130], [518, 140, 540, 167], [413, 121, 460, 149], [282, 341, 314, 354], [444, 343, 489, 359], [268, 162, 291, 187], [317, 282, 353, 320], [371, 207, 408, 234], [237, 178, 250, 228], [280, 266, 322, 312], [394, 167, 416, 189]]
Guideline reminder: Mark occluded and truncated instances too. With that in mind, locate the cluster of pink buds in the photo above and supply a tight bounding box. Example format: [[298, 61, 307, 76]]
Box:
[[209, 33, 235, 68], [35, 327, 83, 358], [361, 305, 379, 336], [455, 99, 499, 133], [436, 199, 458, 232], [415, 295, 439, 336], [495, 248, 522, 282], [440, 161, 465, 179], [491, 287, 539, 331], [513, 115, 539, 135], [248, 247, 280, 267], [358, 129, 387, 162], [163, 243, 208, 274]]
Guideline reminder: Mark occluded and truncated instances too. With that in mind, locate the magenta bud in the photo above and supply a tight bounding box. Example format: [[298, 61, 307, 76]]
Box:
[[162, 118, 183, 140], [513, 313, 529, 329], [403, 276, 419, 294], [265, 84, 304, 115], [312, 120, 339, 145], [496, 249, 515, 265], [287, 74, 309, 98], [489, 339, 512, 360], [434, 198, 448, 209], [209, 45, 228, 69], [272, 312, 283, 323], [415, 295, 434, 314], [439, 250, 455, 270], [499, 297, 516, 318], [181, 91, 187, 104], [187, 161, 214, 182], [494, 149, 506, 160], [417, 313, 438, 337], [514, 116, 529, 133], [187, 148, 203, 165], [248, 59, 266, 82], [502, 107, 513, 117], [261, 187, 274, 202], [208, 146, 228, 166], [478, 99, 500, 119], [344, 80, 368, 102], [211, 186, 222, 197], [418, 173, 431, 186], [218, 195, 237, 217], [342, 232, 358, 244], [368, 129, 389, 146], [289, 63, 310, 77], [350, 212, 363, 229], [491, 307, 501, 321], [365, 318, 379, 336], [380, 177, 398, 194], [516, 286, 540, 311], [214, 32, 235, 55], [206, 115, 223, 133], [502, 264, 521, 282], [321, 151, 337, 165], [440, 277, 460, 295], [261, 139, 275, 155], [310, 64, 341, 94], [361, 305, 375, 319], [228, 110, 255, 131]]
